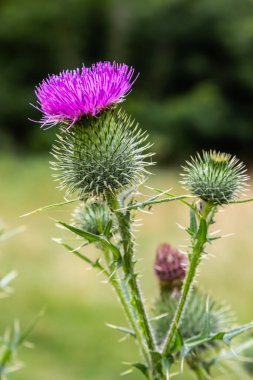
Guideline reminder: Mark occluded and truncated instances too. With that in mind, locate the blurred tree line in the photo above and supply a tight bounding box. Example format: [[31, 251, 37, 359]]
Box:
[[1, 0, 253, 163]]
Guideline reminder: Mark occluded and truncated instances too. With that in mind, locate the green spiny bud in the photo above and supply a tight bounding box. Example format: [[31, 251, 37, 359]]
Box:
[[181, 150, 249, 205], [152, 290, 233, 352], [51, 109, 154, 200], [72, 202, 114, 236]]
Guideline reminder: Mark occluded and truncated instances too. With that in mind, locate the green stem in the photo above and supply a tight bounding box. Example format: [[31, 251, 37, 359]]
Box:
[[123, 258, 156, 353], [112, 275, 163, 377], [193, 366, 208, 380], [162, 244, 202, 354], [109, 254, 164, 378], [228, 197, 253, 204], [71, 244, 151, 363], [109, 276, 151, 364], [162, 203, 213, 356], [108, 196, 156, 361], [125, 195, 193, 211]]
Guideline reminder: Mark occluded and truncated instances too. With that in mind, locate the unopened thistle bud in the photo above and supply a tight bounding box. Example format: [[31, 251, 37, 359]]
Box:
[[153, 289, 234, 352], [51, 110, 153, 199], [181, 150, 249, 205], [154, 243, 187, 293], [72, 202, 113, 236]]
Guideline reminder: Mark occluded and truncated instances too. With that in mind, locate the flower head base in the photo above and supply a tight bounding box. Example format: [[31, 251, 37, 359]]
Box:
[[72, 202, 113, 236], [51, 109, 153, 199], [34, 62, 138, 129], [154, 243, 187, 292], [181, 150, 249, 205]]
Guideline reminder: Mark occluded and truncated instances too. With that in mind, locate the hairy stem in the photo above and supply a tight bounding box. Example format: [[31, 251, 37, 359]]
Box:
[[108, 196, 156, 363], [109, 275, 151, 364], [111, 268, 165, 379], [68, 243, 151, 364], [162, 202, 213, 356], [126, 194, 193, 211], [193, 367, 208, 380]]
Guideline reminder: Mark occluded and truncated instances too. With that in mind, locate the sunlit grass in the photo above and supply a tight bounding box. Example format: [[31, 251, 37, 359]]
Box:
[[0, 154, 252, 380]]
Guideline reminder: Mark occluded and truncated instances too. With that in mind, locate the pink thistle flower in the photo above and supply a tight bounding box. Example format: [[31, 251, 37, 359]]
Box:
[[154, 243, 188, 292], [33, 61, 138, 129]]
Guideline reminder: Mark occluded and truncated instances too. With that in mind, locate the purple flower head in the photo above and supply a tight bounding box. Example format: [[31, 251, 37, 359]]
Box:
[[33, 61, 138, 129], [154, 244, 187, 291]]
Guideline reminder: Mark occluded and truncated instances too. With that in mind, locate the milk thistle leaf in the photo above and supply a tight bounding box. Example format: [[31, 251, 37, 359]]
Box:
[[20, 198, 79, 217], [33, 62, 138, 129], [106, 323, 136, 337], [58, 221, 120, 259], [181, 150, 249, 205], [0, 271, 17, 295], [195, 218, 208, 250], [0, 226, 25, 242], [103, 220, 113, 238], [131, 362, 149, 377], [189, 207, 198, 236], [170, 330, 184, 354], [221, 322, 253, 346], [53, 240, 107, 272], [183, 321, 253, 357], [51, 109, 154, 199]]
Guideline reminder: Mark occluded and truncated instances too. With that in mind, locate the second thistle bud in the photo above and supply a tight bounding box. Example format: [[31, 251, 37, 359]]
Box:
[[154, 243, 187, 293], [72, 202, 113, 236], [181, 150, 249, 205]]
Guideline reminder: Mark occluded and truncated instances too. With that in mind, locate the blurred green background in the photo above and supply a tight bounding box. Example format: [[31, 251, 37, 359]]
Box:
[[1, 0, 253, 162], [1, 0, 253, 379]]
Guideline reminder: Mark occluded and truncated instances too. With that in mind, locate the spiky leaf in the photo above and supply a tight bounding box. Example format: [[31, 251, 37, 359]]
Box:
[[58, 221, 120, 259]]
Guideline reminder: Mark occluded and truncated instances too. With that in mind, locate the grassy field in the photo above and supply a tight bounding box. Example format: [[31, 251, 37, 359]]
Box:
[[0, 154, 253, 380]]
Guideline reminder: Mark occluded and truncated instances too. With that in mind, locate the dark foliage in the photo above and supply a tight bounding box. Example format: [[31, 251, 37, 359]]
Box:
[[1, 0, 253, 162]]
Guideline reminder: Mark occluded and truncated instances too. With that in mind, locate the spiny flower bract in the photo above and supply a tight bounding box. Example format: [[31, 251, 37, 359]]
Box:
[[51, 109, 154, 199], [72, 202, 113, 236], [34, 62, 138, 129], [181, 150, 249, 205], [153, 290, 234, 351]]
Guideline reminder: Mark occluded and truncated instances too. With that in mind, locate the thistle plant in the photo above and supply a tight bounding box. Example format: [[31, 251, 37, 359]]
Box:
[[0, 225, 37, 380], [30, 61, 253, 379]]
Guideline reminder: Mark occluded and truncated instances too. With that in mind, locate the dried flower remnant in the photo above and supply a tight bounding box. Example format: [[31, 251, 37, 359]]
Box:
[[33, 62, 138, 129]]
